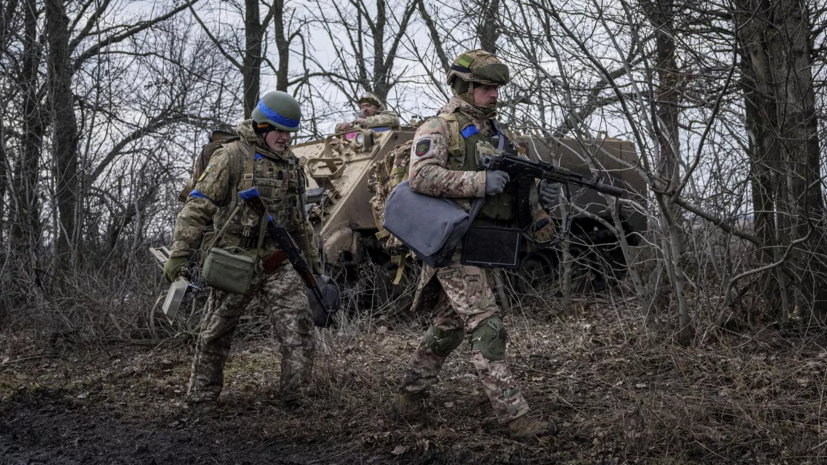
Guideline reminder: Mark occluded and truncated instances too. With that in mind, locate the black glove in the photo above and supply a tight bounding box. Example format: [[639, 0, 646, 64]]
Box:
[[485, 171, 510, 195], [539, 180, 561, 208]]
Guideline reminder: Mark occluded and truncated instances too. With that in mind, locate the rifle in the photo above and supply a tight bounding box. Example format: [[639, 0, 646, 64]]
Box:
[[481, 154, 624, 197], [239, 187, 339, 327]]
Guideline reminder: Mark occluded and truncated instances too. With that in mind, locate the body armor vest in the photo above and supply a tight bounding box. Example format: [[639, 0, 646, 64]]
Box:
[[213, 140, 305, 251], [446, 112, 514, 225]]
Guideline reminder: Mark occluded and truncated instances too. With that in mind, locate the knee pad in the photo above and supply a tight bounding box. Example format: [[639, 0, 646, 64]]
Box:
[[471, 316, 507, 361], [424, 326, 464, 357]]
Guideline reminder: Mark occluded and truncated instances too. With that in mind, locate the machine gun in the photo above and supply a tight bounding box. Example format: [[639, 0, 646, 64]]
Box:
[[481, 154, 624, 197], [239, 187, 339, 327]]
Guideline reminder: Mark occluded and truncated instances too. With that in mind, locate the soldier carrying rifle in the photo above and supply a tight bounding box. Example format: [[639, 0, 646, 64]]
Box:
[[390, 49, 562, 440], [164, 91, 321, 411]]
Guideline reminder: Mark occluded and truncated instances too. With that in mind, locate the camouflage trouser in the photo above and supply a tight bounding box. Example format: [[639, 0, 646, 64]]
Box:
[[400, 259, 530, 423], [187, 263, 315, 403]]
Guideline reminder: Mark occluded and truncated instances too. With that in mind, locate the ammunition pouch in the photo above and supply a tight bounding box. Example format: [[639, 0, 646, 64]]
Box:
[[478, 191, 514, 222], [202, 246, 255, 294]]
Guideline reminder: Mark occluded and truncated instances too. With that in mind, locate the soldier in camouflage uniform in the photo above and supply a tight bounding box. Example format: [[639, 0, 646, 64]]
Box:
[[391, 50, 560, 440], [164, 91, 319, 409], [336, 92, 401, 132]]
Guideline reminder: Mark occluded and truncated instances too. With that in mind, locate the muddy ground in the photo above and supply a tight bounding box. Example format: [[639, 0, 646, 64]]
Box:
[[3, 306, 827, 464]]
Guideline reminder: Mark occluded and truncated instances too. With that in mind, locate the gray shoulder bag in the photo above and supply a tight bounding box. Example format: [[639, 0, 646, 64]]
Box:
[[382, 180, 484, 268]]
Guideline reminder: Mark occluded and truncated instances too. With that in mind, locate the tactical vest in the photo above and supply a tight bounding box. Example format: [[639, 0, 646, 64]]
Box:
[[213, 140, 305, 251], [443, 111, 514, 224]]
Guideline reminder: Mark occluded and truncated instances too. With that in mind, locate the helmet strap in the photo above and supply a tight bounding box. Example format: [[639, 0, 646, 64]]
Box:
[[253, 121, 276, 135]]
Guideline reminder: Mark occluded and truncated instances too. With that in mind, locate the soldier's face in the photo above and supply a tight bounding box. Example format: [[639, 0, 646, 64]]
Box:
[[473, 84, 499, 108], [360, 103, 379, 117], [264, 129, 291, 152]]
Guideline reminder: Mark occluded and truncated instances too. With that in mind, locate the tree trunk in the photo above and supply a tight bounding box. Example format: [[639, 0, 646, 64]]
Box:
[[273, 0, 289, 92], [0, 2, 20, 229], [243, 0, 262, 117], [372, 0, 389, 100], [45, 0, 79, 271], [11, 0, 44, 254], [734, 0, 826, 318], [771, 0, 827, 314], [476, 0, 500, 54], [645, 0, 692, 344]]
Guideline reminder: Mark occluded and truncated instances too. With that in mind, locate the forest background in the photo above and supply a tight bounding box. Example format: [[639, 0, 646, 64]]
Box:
[[2, 0, 827, 462], [2, 0, 826, 341]]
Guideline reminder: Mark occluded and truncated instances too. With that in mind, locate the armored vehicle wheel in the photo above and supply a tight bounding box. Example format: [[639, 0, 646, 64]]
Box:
[[514, 251, 558, 295], [350, 256, 416, 316], [568, 243, 627, 293]]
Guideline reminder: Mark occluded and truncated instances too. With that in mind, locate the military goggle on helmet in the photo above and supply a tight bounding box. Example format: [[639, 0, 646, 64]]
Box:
[[446, 50, 510, 87]]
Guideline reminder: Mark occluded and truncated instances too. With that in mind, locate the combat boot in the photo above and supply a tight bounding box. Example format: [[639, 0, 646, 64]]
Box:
[[390, 391, 427, 422], [508, 414, 558, 440], [281, 389, 311, 410], [186, 399, 217, 416]]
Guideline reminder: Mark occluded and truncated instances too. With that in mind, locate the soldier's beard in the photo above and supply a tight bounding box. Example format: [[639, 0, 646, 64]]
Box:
[[467, 94, 498, 118], [479, 99, 497, 109]]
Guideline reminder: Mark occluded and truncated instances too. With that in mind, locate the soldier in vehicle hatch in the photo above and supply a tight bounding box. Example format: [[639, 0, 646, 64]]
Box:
[[390, 49, 561, 440], [163, 91, 320, 411], [336, 92, 400, 133]]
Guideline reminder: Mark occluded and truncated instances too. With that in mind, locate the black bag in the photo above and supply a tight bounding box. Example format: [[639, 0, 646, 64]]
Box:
[[461, 226, 522, 268]]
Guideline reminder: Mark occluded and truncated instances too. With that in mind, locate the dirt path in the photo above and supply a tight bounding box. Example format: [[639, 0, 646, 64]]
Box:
[[3, 317, 827, 464], [0, 338, 563, 465]]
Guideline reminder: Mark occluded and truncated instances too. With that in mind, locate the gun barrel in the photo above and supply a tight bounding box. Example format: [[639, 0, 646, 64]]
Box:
[[593, 182, 624, 197]]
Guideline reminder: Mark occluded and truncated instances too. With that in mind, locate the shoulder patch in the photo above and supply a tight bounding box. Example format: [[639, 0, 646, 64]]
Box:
[[198, 163, 212, 181], [461, 125, 479, 139], [415, 139, 431, 157]]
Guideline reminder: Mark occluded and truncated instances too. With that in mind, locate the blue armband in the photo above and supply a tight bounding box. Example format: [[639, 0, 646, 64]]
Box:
[[189, 189, 214, 203]]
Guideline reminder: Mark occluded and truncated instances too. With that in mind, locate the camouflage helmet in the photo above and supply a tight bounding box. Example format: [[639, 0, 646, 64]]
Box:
[[252, 91, 302, 132], [357, 91, 385, 110], [446, 49, 510, 87]]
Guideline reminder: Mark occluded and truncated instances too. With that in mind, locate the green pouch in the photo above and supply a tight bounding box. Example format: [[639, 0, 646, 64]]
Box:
[[202, 246, 255, 294]]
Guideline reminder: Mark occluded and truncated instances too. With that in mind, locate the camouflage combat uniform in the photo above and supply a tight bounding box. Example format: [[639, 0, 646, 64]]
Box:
[[335, 111, 401, 133], [170, 119, 316, 404], [398, 96, 532, 423]]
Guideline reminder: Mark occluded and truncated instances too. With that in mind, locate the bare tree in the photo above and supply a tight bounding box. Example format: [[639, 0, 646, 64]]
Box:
[[41, 0, 195, 272], [733, 0, 827, 320], [309, 0, 418, 102]]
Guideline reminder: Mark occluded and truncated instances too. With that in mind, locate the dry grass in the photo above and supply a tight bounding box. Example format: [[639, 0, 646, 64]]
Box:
[[3, 257, 827, 463], [5, 290, 827, 463]]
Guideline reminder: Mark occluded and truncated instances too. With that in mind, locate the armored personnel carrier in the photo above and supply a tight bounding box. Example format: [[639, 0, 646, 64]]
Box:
[[292, 128, 647, 297], [292, 128, 417, 268]]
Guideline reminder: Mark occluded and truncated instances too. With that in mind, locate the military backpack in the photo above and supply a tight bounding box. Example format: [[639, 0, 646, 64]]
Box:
[[178, 129, 240, 202], [368, 140, 412, 251]]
